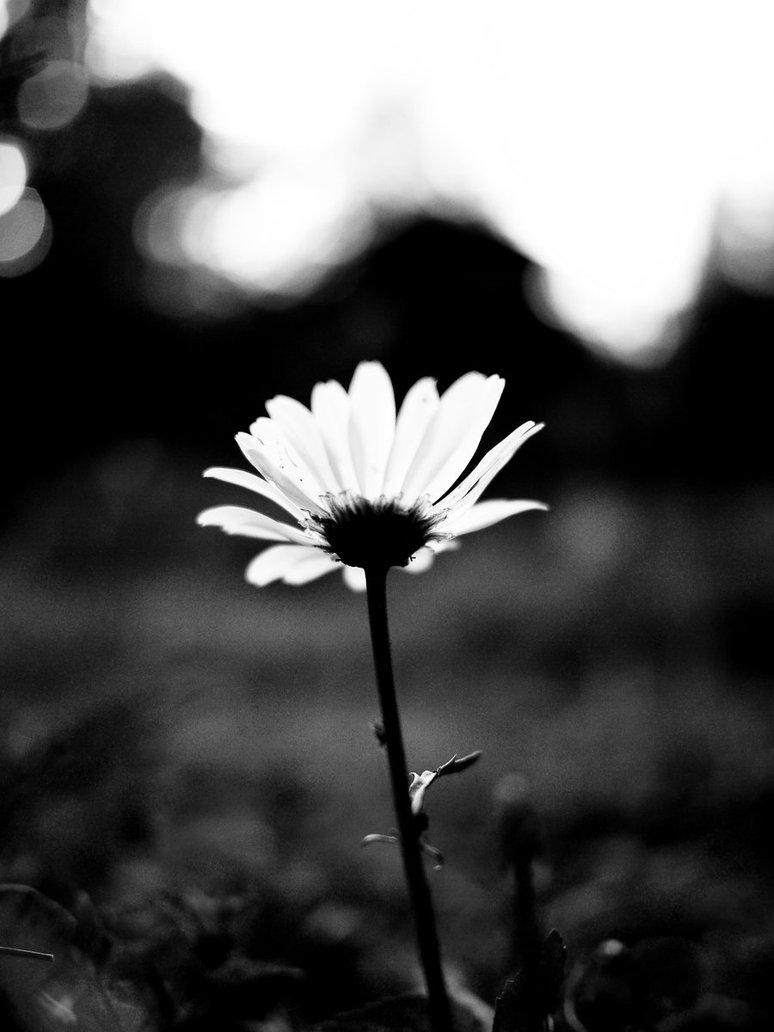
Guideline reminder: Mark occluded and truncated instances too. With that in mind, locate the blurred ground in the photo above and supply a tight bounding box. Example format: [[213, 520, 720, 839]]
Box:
[[2, 443, 773, 1026]]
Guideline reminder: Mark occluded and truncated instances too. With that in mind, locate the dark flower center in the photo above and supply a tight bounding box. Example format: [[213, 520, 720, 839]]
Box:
[[311, 494, 446, 570]]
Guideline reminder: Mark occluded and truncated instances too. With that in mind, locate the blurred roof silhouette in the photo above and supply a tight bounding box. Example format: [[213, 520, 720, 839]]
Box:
[[2, 50, 773, 516]]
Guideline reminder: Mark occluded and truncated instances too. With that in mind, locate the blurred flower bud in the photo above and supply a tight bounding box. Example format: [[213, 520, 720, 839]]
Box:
[[494, 773, 542, 871]]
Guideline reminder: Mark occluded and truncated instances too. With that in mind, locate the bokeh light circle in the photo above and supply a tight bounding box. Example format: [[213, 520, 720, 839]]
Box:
[[17, 60, 90, 131], [0, 139, 27, 217], [0, 188, 52, 277]]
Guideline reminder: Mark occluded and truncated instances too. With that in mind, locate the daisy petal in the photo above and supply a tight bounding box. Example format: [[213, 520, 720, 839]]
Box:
[[342, 565, 367, 592], [236, 432, 326, 515], [348, 362, 396, 499], [248, 417, 328, 503], [282, 550, 341, 585], [404, 546, 437, 574], [443, 498, 549, 536], [265, 395, 341, 493], [402, 537, 459, 572], [245, 544, 324, 586], [196, 505, 314, 545], [400, 373, 505, 504], [435, 421, 545, 515], [382, 377, 439, 496], [428, 538, 461, 554], [203, 467, 303, 518], [311, 380, 359, 492]]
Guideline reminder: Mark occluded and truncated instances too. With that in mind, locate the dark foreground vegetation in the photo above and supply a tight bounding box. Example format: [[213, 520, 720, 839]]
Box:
[[2, 451, 773, 1030]]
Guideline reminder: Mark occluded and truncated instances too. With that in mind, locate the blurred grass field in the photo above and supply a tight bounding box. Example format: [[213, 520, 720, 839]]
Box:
[[2, 442, 774, 1022]]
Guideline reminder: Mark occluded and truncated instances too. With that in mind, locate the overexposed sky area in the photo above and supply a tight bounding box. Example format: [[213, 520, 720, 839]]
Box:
[[6, 0, 774, 365]]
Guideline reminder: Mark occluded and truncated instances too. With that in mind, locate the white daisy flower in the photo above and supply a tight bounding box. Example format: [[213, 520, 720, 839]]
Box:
[[197, 362, 546, 590]]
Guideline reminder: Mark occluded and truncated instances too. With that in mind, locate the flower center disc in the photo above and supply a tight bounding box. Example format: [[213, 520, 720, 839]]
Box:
[[313, 496, 443, 570]]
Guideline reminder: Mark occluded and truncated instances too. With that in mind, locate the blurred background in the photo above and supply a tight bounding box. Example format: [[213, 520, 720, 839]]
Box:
[[1, 1, 774, 1028]]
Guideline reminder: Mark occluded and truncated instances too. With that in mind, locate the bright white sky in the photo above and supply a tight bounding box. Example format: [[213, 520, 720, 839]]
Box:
[[9, 0, 774, 364]]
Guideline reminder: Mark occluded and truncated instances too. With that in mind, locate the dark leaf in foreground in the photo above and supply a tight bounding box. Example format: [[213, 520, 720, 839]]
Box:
[[493, 929, 567, 1032], [565, 936, 709, 1032]]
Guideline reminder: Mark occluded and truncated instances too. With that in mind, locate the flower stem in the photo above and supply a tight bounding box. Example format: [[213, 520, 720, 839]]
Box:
[[364, 566, 453, 1032]]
